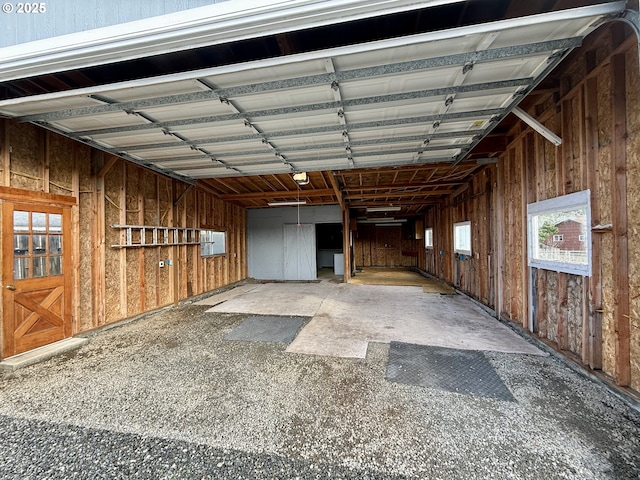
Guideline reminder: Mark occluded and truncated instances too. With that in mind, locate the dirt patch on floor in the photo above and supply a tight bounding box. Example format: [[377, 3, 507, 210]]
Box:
[[350, 268, 455, 294]]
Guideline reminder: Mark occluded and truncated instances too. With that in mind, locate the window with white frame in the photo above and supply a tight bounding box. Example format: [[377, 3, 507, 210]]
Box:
[[200, 229, 226, 256], [425, 228, 433, 248], [453, 221, 471, 255], [527, 190, 591, 276]]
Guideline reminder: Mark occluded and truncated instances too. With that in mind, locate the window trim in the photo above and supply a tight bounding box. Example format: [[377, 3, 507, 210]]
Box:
[[424, 227, 433, 249], [527, 189, 591, 276], [200, 228, 227, 257], [453, 221, 471, 256]]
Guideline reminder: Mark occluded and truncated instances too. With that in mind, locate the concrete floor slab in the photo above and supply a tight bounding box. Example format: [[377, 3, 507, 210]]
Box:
[[205, 282, 337, 317], [208, 282, 543, 358], [288, 284, 543, 358], [194, 284, 260, 306]]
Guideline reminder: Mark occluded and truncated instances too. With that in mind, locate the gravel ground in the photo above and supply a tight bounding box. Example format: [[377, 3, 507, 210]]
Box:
[[1, 302, 639, 479]]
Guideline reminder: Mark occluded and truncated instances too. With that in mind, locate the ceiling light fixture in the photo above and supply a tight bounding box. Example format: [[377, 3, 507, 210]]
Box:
[[268, 201, 306, 207], [358, 218, 407, 224], [293, 172, 310, 185], [366, 206, 401, 213]]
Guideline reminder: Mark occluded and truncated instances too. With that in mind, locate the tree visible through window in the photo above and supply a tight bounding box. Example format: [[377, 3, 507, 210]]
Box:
[[527, 190, 591, 276]]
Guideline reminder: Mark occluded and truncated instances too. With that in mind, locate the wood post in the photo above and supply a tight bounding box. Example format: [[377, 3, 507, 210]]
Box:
[[611, 53, 630, 386], [171, 180, 180, 306], [557, 273, 568, 350], [585, 73, 603, 370], [91, 150, 108, 326], [42, 130, 49, 193], [521, 133, 533, 329], [118, 164, 127, 319], [342, 206, 351, 282], [137, 168, 146, 312], [71, 143, 80, 334], [0, 119, 9, 187]]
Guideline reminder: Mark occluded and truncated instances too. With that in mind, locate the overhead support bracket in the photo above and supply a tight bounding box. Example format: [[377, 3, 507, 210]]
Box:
[[617, 10, 640, 70], [618, 9, 639, 38], [512, 107, 562, 146]]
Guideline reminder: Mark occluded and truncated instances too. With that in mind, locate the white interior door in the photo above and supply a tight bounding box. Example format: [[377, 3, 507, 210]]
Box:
[[284, 224, 316, 280]]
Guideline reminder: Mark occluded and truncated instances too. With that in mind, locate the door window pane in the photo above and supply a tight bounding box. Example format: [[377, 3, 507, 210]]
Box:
[[32, 212, 47, 232], [33, 235, 47, 254], [49, 214, 62, 233], [32, 256, 46, 278], [14, 234, 29, 255], [14, 257, 29, 280], [50, 256, 62, 276], [12, 210, 65, 280], [49, 235, 62, 254], [13, 211, 29, 232]]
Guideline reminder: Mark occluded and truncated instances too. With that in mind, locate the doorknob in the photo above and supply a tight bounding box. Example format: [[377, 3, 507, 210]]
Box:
[[6, 285, 16, 291]]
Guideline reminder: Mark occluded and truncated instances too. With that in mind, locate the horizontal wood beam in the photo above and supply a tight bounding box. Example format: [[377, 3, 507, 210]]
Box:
[[220, 188, 335, 201], [348, 199, 440, 206], [194, 180, 223, 197], [342, 181, 463, 192], [0, 185, 77, 205], [345, 190, 454, 200]]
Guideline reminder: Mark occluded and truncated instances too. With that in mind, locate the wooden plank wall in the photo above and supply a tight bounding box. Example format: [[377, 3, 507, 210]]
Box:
[[353, 222, 423, 268], [424, 166, 496, 309], [422, 25, 639, 392], [0, 120, 247, 339]]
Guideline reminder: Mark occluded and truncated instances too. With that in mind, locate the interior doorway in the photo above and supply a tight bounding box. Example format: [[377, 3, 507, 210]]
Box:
[[316, 223, 343, 276]]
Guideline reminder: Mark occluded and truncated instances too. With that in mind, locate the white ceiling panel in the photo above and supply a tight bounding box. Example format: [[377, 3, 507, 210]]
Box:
[[173, 121, 256, 139], [127, 145, 200, 159], [200, 58, 330, 90], [489, 17, 598, 49], [252, 112, 339, 131], [233, 85, 333, 111], [339, 67, 463, 98], [330, 34, 481, 71], [94, 130, 175, 148], [0, 97, 100, 116], [156, 158, 213, 169], [144, 99, 232, 122], [101, 80, 207, 103], [52, 112, 147, 132]]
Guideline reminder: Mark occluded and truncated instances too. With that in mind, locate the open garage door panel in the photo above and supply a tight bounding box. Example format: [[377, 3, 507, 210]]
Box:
[[0, 2, 625, 184]]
